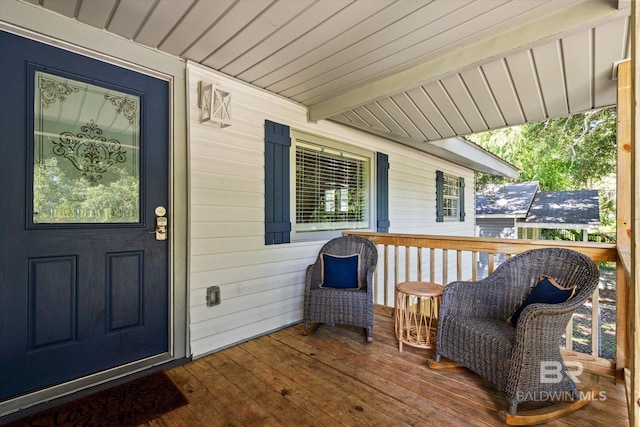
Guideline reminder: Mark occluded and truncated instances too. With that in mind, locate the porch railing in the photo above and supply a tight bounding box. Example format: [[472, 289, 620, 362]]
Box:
[[343, 231, 624, 379]]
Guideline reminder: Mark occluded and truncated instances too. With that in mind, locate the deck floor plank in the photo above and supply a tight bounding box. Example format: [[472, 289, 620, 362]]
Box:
[[223, 344, 360, 427], [204, 347, 328, 427], [166, 365, 245, 427], [154, 313, 627, 426], [241, 335, 405, 426], [274, 325, 493, 426], [185, 357, 280, 426]]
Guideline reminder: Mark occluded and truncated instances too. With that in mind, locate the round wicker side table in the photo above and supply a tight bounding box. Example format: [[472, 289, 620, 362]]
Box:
[[394, 281, 443, 352]]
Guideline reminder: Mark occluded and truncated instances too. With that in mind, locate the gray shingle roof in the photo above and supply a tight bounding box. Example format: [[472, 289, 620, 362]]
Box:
[[518, 190, 600, 225], [475, 182, 539, 217], [476, 182, 600, 228]]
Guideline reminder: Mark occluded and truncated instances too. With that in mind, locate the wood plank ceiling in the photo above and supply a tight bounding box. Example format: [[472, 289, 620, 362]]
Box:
[[24, 0, 631, 148]]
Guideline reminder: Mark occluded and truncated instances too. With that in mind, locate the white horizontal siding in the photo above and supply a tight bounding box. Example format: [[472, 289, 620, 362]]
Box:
[[191, 310, 302, 358], [187, 62, 478, 358], [477, 218, 517, 239], [388, 150, 475, 237]]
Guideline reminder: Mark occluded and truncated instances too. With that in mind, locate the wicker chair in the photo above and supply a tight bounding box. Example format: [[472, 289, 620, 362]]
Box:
[[303, 235, 378, 343], [435, 248, 599, 419]]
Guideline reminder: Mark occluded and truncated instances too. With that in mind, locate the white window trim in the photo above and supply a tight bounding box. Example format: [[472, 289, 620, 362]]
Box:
[[442, 173, 460, 221], [290, 130, 374, 242]]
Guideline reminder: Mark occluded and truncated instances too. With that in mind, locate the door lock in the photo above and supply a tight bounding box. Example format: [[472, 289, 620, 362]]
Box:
[[155, 206, 168, 241]]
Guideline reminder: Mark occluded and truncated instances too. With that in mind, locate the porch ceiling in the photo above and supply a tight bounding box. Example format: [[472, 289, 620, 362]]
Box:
[[22, 0, 630, 158]]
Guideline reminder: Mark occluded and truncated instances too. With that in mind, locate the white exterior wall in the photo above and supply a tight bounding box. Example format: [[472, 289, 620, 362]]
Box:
[[187, 63, 477, 357], [389, 153, 474, 236], [476, 217, 518, 239]]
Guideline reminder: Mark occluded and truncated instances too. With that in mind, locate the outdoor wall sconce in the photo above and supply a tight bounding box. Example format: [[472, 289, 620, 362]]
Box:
[[198, 81, 231, 127]]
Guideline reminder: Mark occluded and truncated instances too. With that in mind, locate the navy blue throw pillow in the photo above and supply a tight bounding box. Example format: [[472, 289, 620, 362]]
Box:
[[320, 253, 360, 289], [508, 276, 576, 326]]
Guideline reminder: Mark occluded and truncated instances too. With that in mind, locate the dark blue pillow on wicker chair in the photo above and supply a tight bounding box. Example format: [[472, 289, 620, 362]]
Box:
[[508, 276, 576, 326], [320, 253, 360, 289]]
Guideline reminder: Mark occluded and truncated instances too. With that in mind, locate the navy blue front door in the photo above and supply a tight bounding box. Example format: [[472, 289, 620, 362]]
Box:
[[0, 31, 170, 400]]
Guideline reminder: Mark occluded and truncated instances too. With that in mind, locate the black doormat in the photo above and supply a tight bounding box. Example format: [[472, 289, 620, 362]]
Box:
[[4, 371, 188, 427]]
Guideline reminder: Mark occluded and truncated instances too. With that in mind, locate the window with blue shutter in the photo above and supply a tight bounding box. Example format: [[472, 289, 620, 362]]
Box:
[[436, 170, 465, 222], [376, 152, 390, 232], [264, 120, 291, 245], [265, 123, 378, 242]]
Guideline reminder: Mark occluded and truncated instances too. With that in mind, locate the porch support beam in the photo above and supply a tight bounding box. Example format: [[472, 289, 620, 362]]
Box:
[[628, 0, 640, 424], [617, 58, 632, 389], [308, 1, 627, 122]]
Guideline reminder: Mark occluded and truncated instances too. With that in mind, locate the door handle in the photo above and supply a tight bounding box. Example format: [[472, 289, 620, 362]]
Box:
[[155, 206, 168, 241]]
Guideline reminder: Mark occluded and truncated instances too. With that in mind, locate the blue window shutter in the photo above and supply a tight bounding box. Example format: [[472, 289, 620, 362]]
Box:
[[436, 170, 444, 222], [376, 152, 390, 232], [458, 177, 466, 221], [264, 120, 291, 245]]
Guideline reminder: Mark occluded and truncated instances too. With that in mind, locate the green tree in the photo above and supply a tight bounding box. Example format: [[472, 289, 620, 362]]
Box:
[[34, 158, 138, 223], [81, 169, 139, 221], [467, 107, 617, 226]]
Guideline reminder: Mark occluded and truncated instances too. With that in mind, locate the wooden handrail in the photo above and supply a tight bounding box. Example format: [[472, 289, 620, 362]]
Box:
[[344, 231, 618, 263]]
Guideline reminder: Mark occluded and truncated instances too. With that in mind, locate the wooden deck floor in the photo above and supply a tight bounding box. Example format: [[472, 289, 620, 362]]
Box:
[[154, 313, 628, 426]]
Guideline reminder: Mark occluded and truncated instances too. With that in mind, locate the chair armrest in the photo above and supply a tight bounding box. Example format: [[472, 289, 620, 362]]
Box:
[[508, 301, 582, 386], [305, 262, 321, 291], [515, 298, 583, 337], [514, 282, 593, 334], [363, 265, 376, 295]]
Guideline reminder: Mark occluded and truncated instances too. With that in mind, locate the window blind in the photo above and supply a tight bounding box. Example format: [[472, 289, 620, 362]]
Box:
[[295, 143, 368, 231]]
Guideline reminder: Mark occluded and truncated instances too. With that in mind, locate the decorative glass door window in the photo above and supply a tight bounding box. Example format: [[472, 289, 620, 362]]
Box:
[[33, 71, 140, 223]]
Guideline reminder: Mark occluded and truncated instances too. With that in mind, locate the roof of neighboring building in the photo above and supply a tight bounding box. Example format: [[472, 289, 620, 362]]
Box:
[[475, 182, 539, 217], [518, 190, 600, 226]]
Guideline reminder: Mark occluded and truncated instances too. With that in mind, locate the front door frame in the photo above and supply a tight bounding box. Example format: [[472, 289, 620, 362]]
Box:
[[0, 21, 188, 417]]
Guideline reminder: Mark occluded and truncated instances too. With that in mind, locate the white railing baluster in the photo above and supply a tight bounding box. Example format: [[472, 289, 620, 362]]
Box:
[[592, 287, 600, 356], [418, 247, 423, 281]]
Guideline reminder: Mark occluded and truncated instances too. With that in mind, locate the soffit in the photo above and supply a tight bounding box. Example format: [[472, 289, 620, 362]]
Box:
[[20, 0, 631, 172]]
